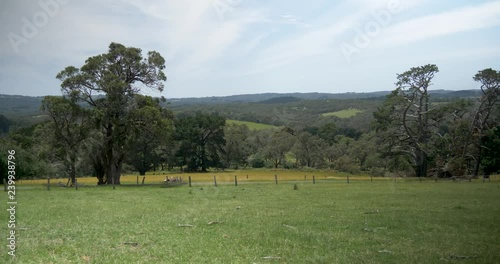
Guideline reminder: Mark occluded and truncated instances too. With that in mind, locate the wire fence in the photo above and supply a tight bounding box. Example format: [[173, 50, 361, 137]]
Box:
[[8, 172, 499, 190]]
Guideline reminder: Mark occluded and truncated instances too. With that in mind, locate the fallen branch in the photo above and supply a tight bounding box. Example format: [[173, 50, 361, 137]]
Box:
[[208, 221, 221, 225], [448, 254, 477, 260], [123, 242, 139, 246], [262, 256, 281, 260], [283, 224, 297, 230]]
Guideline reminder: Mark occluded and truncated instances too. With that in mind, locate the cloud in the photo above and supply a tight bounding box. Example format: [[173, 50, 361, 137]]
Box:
[[0, 0, 498, 98], [377, 1, 500, 47]]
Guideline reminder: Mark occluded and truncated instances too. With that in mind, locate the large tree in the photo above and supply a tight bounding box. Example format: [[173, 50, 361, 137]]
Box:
[[464, 69, 500, 175], [374, 64, 439, 177], [56, 42, 167, 184], [292, 131, 327, 168], [175, 112, 226, 172], [126, 95, 173, 175], [261, 128, 296, 168], [223, 123, 251, 169], [41, 96, 91, 184]]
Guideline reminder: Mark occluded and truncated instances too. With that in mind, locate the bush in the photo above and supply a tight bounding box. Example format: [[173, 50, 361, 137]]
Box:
[[335, 155, 360, 174], [250, 156, 266, 168]]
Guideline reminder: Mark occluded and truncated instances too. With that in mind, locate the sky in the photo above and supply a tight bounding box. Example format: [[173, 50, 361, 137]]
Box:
[[0, 0, 499, 99]]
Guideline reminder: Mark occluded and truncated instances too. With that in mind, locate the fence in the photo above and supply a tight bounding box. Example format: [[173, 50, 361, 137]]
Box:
[[9, 172, 499, 190]]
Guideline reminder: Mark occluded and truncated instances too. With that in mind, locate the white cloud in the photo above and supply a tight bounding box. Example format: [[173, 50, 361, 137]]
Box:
[[377, 1, 500, 47], [0, 0, 498, 98]]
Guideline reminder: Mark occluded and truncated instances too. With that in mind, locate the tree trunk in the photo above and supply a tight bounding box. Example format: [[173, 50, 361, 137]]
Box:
[[67, 153, 77, 185], [106, 160, 122, 185], [69, 163, 76, 185], [415, 149, 427, 177], [472, 138, 483, 176]]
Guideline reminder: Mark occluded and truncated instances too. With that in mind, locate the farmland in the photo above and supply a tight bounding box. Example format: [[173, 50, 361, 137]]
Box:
[[321, 108, 365, 118], [3, 173, 500, 263], [226, 120, 280, 130]]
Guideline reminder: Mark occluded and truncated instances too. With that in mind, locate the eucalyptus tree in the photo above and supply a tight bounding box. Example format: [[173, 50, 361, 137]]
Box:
[[465, 69, 500, 175], [41, 96, 91, 184], [374, 64, 439, 177], [126, 95, 173, 175], [174, 112, 226, 172], [223, 123, 251, 169], [261, 128, 296, 169], [55, 42, 167, 184], [292, 132, 327, 168]]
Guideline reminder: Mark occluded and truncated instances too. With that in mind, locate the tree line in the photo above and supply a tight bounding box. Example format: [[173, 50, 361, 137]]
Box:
[[0, 43, 498, 184]]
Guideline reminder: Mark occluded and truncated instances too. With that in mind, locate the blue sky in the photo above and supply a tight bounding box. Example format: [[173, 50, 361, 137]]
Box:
[[0, 0, 499, 98]]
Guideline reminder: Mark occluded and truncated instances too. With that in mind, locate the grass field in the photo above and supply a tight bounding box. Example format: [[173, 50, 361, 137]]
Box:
[[321, 108, 364, 118], [2, 174, 500, 263], [226, 120, 279, 130]]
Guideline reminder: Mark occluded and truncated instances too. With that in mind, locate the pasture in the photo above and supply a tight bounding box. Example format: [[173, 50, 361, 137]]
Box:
[[2, 173, 500, 263], [321, 108, 364, 118], [226, 120, 279, 130]]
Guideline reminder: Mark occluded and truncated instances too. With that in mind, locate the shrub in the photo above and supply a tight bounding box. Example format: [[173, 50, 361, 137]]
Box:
[[250, 156, 266, 168]]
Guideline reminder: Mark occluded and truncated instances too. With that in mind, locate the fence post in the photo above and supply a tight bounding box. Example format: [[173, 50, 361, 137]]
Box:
[[142, 177, 146, 185], [235, 175, 238, 186], [347, 175, 350, 184], [370, 175, 373, 183], [275, 175, 278, 185], [304, 175, 306, 180], [188, 176, 192, 187], [112, 177, 115, 190], [246, 174, 248, 179], [47, 178, 50, 191], [75, 179, 78, 190], [214, 175, 217, 187], [137, 176, 139, 186], [313, 175, 316, 184], [3, 179, 7, 191]]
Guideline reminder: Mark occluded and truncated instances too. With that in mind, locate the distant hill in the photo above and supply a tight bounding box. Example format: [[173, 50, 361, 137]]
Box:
[[0, 94, 44, 116], [166, 91, 393, 105], [0, 90, 481, 117]]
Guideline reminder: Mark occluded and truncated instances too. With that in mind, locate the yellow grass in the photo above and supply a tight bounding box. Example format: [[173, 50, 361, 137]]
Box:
[[17, 170, 500, 185], [17, 170, 392, 185]]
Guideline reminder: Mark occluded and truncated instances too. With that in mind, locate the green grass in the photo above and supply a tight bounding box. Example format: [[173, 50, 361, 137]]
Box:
[[322, 108, 364, 118], [226, 119, 279, 130], [2, 179, 500, 263]]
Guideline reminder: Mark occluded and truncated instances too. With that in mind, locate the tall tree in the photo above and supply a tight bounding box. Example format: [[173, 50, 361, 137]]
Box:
[[261, 129, 296, 168], [175, 113, 226, 172], [41, 96, 91, 184], [464, 69, 500, 176], [374, 64, 439, 177], [126, 95, 173, 175], [292, 132, 327, 168], [223, 124, 251, 169], [56, 42, 167, 184]]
